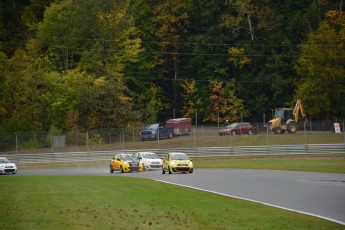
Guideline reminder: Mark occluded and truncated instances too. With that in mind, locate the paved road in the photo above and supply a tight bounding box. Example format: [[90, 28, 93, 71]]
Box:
[[17, 168, 345, 225]]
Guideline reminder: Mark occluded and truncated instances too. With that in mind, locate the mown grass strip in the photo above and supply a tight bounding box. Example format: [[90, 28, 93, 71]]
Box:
[[194, 154, 345, 174], [17, 154, 345, 174], [1, 176, 344, 230]]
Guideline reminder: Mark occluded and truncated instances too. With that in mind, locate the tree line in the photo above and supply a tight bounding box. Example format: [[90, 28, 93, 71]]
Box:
[[0, 0, 344, 133]]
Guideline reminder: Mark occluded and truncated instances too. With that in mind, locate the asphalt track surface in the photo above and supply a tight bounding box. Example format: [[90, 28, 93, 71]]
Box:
[[17, 168, 345, 226]]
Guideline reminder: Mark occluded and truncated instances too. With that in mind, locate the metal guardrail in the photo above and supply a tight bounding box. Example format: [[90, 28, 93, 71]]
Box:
[[1, 144, 344, 164]]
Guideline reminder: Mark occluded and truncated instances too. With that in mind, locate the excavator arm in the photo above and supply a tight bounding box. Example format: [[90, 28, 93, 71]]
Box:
[[292, 99, 307, 122]]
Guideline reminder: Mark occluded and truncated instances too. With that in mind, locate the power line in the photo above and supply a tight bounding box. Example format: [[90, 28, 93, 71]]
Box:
[[2, 32, 342, 48]]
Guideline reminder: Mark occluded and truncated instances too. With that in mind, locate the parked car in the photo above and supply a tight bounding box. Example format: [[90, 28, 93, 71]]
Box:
[[0, 157, 17, 175], [134, 152, 163, 171], [218, 122, 254, 136], [110, 153, 143, 173], [140, 123, 174, 141], [162, 152, 193, 174]]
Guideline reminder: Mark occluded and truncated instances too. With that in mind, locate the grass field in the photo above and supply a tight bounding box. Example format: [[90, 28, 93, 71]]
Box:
[[194, 154, 345, 174], [2, 133, 345, 229], [17, 153, 345, 174], [1, 176, 345, 230]]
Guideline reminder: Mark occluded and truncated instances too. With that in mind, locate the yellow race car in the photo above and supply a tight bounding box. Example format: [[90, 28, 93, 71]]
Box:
[[110, 153, 143, 173], [162, 152, 193, 174]]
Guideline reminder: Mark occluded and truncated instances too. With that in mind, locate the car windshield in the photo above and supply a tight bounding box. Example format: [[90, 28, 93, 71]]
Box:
[[0, 158, 11, 163], [121, 155, 137, 161], [142, 153, 160, 159], [226, 123, 239, 128], [171, 154, 189, 160], [146, 124, 159, 129]]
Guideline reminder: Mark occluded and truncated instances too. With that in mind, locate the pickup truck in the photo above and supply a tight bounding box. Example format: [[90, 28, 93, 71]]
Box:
[[140, 123, 174, 141]]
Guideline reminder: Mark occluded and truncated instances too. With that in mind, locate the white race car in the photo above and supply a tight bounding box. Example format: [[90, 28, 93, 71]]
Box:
[[0, 157, 17, 174], [134, 152, 163, 171]]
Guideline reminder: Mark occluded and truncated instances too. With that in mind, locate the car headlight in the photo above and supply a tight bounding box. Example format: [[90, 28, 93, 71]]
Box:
[[189, 161, 193, 166], [171, 161, 176, 166]]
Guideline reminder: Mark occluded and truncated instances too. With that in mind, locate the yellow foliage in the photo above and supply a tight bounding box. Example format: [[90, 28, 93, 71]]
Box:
[[94, 77, 106, 86]]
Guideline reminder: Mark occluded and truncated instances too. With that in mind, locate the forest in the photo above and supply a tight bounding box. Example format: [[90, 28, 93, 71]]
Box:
[[0, 0, 344, 133]]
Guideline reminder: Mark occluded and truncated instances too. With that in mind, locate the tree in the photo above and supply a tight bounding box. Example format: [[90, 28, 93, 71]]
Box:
[[140, 84, 169, 124], [205, 80, 247, 124], [0, 48, 52, 131], [153, 0, 191, 114], [295, 11, 345, 119], [180, 80, 203, 120]]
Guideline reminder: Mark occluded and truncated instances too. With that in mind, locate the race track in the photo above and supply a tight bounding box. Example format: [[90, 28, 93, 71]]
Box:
[[17, 168, 345, 225]]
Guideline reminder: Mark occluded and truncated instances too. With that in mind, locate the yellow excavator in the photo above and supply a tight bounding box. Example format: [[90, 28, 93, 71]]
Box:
[[267, 99, 307, 134]]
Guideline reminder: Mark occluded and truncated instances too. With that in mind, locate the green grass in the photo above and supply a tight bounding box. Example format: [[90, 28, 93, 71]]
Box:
[[1, 176, 344, 230], [193, 154, 345, 174], [91, 133, 345, 151], [17, 154, 345, 174]]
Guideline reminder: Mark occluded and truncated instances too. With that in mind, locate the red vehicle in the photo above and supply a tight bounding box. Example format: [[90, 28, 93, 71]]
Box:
[[166, 118, 192, 136], [218, 122, 254, 136]]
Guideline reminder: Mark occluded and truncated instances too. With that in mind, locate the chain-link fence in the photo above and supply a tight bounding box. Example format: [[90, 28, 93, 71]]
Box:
[[1, 121, 344, 154]]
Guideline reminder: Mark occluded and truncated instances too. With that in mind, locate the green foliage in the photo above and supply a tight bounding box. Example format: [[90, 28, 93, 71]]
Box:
[[181, 80, 203, 119], [140, 84, 169, 123], [0, 0, 343, 132], [295, 11, 345, 119], [205, 80, 248, 123]]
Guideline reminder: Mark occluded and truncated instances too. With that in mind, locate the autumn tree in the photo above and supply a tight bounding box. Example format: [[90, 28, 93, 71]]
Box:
[[205, 80, 247, 125], [181, 80, 203, 120], [153, 0, 190, 114]]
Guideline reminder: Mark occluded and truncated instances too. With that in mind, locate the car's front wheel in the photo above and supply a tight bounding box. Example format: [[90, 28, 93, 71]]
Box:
[[189, 168, 193, 173]]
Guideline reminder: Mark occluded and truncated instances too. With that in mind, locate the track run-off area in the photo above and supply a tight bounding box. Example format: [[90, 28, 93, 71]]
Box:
[[17, 167, 345, 226]]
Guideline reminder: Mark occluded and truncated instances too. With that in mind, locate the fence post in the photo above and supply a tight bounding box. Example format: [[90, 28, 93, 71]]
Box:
[[266, 123, 269, 146], [157, 129, 160, 149], [193, 127, 196, 149], [86, 130, 89, 151], [15, 132, 18, 154], [51, 132, 53, 153], [304, 121, 307, 145], [343, 121, 345, 144]]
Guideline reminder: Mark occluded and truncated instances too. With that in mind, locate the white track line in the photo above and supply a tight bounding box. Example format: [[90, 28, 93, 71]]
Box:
[[155, 179, 345, 226]]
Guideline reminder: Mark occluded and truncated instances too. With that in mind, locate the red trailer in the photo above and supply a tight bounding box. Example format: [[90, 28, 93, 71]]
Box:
[[166, 118, 192, 136]]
